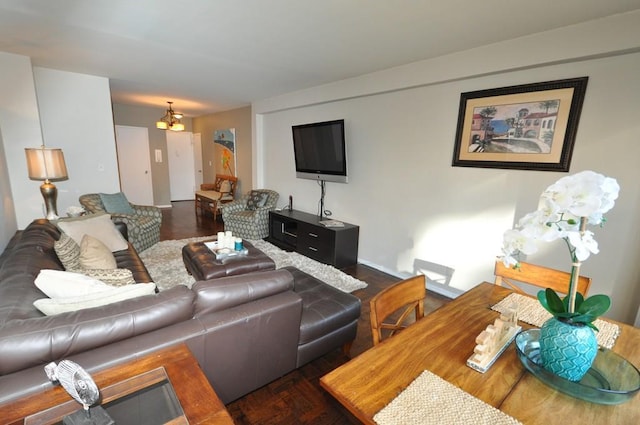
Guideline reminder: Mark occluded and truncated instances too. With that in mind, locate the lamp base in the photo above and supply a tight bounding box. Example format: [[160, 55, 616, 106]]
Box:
[[40, 180, 59, 220]]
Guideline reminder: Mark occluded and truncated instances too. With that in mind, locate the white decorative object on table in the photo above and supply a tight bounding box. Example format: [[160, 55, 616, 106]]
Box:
[[205, 240, 248, 259], [467, 304, 521, 373], [45, 360, 114, 424], [66, 205, 85, 217]]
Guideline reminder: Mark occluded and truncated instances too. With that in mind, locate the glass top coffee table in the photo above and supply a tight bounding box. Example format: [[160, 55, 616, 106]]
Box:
[[0, 344, 233, 425]]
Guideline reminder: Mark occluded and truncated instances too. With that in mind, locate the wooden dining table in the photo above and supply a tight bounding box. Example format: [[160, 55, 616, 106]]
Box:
[[320, 282, 640, 424]]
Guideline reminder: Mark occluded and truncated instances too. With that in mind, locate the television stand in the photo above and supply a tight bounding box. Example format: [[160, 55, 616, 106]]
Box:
[[268, 209, 359, 268]]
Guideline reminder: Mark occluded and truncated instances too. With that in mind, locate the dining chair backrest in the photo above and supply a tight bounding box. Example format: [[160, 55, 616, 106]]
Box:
[[494, 260, 591, 297], [370, 275, 426, 346]]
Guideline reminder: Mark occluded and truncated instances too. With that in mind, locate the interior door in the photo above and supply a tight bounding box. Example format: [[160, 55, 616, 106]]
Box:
[[166, 131, 196, 201], [114, 125, 154, 205], [193, 133, 203, 189]]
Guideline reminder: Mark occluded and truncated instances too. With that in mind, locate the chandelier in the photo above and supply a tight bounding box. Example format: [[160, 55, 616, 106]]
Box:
[[156, 101, 185, 131]]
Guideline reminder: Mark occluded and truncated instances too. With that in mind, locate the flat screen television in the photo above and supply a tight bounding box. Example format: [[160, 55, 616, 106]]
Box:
[[292, 119, 347, 183]]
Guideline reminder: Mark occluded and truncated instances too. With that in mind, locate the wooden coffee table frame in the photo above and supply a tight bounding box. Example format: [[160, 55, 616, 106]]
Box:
[[0, 344, 233, 425]]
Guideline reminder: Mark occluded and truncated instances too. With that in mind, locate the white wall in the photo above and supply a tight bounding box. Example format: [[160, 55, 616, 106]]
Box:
[[0, 54, 121, 230], [33, 67, 120, 221], [0, 52, 45, 230], [0, 127, 17, 250], [254, 12, 640, 324]]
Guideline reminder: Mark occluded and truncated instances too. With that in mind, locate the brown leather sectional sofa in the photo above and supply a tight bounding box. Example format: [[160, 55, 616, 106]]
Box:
[[0, 219, 361, 405]]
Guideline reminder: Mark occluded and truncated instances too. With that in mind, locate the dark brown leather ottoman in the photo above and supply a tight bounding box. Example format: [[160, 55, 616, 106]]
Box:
[[282, 266, 362, 367], [182, 240, 276, 281]]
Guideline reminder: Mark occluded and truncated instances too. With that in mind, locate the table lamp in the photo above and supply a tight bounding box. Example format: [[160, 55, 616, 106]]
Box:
[[25, 146, 68, 220]]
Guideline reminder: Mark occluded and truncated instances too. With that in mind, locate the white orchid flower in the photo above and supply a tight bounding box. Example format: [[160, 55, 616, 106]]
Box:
[[567, 230, 599, 261], [500, 170, 618, 268]]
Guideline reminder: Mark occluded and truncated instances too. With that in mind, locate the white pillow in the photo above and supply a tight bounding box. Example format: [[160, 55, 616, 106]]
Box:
[[79, 235, 117, 269], [35, 269, 112, 298], [57, 212, 128, 252], [33, 283, 157, 316]]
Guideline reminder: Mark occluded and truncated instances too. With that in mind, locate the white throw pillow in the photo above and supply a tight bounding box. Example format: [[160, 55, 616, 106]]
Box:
[[79, 235, 117, 269], [35, 269, 112, 298], [33, 282, 157, 316], [57, 212, 128, 252]]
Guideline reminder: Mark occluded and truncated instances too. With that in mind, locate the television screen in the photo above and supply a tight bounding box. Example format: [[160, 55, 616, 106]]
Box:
[[292, 119, 347, 183]]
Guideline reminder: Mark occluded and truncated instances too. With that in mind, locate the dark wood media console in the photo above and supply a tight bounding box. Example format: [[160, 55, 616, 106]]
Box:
[[268, 209, 359, 268]]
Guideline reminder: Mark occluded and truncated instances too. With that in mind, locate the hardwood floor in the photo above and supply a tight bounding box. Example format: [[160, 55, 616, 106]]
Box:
[[160, 201, 451, 424]]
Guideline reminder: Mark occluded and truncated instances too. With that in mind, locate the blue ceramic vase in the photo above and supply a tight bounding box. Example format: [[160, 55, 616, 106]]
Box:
[[539, 317, 598, 382]]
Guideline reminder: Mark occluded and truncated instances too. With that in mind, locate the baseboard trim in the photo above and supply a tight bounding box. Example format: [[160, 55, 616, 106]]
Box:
[[357, 259, 463, 299]]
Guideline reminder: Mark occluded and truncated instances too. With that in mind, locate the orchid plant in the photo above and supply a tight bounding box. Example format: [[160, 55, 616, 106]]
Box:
[[501, 170, 620, 330]]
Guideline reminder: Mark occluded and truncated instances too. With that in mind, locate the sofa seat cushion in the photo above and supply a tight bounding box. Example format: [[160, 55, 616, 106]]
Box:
[[283, 266, 361, 345]]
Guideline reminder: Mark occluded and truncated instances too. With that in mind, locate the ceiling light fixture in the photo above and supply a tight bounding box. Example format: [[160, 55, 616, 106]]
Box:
[[156, 101, 185, 131]]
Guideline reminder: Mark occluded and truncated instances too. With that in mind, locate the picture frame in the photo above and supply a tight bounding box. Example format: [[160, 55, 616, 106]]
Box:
[[452, 77, 588, 172], [213, 128, 237, 176]]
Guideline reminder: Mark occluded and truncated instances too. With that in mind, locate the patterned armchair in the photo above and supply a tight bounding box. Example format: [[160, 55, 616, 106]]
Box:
[[221, 189, 279, 240], [79, 193, 162, 252]]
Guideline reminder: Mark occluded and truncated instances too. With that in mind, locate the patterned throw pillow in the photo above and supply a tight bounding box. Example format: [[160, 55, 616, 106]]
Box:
[[245, 190, 268, 211], [80, 268, 136, 287], [54, 232, 81, 271]]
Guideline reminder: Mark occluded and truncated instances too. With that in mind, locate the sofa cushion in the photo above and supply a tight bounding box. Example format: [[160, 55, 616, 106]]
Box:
[[57, 213, 128, 252], [99, 192, 135, 214], [246, 190, 268, 210], [220, 179, 231, 193], [283, 266, 361, 345], [54, 232, 81, 271], [33, 283, 157, 316], [81, 268, 136, 287], [79, 235, 117, 269], [34, 269, 112, 298]]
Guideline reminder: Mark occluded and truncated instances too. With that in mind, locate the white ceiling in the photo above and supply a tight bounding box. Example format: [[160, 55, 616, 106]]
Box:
[[1, 0, 639, 117]]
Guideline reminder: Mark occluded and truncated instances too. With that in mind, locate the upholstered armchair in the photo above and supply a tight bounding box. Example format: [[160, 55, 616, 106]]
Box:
[[79, 193, 162, 252], [221, 189, 279, 240]]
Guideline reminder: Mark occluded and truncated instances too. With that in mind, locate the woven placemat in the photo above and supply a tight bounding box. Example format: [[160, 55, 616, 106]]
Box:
[[491, 293, 620, 349], [373, 370, 522, 425]]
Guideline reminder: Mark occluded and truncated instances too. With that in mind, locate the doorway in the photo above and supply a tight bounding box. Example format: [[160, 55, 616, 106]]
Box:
[[166, 131, 196, 201], [114, 125, 154, 205], [193, 133, 203, 189]]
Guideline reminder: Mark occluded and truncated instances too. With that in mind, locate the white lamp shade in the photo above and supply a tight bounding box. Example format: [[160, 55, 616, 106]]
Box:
[[25, 148, 69, 181], [170, 122, 185, 131], [156, 120, 168, 129]]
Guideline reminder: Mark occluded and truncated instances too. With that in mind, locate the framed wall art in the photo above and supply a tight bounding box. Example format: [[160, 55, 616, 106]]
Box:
[[452, 77, 588, 172], [213, 128, 237, 176]]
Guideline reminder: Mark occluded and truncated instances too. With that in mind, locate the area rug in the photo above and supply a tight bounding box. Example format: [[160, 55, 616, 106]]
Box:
[[139, 237, 368, 293]]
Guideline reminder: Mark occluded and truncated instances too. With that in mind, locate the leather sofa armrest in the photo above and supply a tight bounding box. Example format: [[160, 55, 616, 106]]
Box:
[[113, 221, 128, 240], [192, 269, 294, 316]]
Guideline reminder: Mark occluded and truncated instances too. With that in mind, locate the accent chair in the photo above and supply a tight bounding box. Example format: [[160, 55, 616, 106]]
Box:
[[221, 189, 279, 240], [79, 193, 162, 252]]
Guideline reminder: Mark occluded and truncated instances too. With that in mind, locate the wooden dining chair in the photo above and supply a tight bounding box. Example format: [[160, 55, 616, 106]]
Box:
[[494, 260, 591, 296], [370, 275, 426, 345]]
